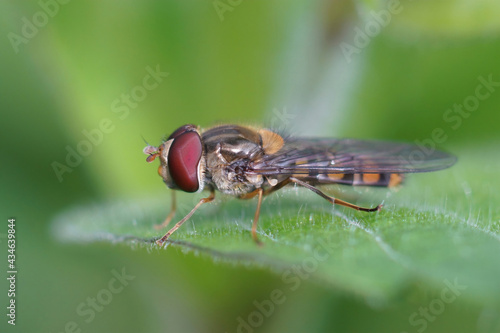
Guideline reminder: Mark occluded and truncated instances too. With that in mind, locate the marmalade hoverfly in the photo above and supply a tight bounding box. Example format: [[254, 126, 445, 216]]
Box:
[[144, 124, 456, 245]]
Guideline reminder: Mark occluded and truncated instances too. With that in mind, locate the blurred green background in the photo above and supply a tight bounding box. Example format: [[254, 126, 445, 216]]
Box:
[[1, 0, 500, 332]]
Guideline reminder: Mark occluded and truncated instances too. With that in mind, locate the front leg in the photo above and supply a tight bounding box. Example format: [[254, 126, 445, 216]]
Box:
[[154, 191, 176, 230], [156, 189, 216, 246]]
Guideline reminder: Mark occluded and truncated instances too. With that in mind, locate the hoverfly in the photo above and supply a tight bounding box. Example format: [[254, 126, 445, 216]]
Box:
[[144, 124, 456, 246]]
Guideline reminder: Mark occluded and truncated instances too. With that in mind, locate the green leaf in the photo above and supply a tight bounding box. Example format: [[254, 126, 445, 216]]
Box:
[[52, 146, 500, 305]]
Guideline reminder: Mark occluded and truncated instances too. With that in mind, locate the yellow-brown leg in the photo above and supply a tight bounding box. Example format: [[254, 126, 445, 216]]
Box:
[[238, 179, 292, 245], [238, 179, 292, 200], [289, 177, 382, 212], [251, 188, 264, 246], [154, 191, 176, 230], [156, 190, 215, 246]]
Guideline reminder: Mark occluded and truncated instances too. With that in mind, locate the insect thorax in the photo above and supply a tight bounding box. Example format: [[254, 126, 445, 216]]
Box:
[[202, 126, 265, 196]]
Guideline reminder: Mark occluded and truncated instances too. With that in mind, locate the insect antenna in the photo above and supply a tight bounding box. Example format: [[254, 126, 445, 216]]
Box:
[[141, 135, 160, 162]]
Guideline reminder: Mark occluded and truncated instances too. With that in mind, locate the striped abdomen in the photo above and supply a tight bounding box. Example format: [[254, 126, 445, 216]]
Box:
[[295, 173, 403, 188]]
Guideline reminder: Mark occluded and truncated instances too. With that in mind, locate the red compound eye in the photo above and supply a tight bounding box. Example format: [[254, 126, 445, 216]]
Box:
[[168, 131, 202, 192]]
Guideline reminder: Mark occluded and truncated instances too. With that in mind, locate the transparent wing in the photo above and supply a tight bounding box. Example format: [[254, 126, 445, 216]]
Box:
[[250, 137, 456, 175]]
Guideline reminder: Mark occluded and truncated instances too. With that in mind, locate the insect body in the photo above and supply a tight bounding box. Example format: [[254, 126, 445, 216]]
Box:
[[144, 124, 456, 245]]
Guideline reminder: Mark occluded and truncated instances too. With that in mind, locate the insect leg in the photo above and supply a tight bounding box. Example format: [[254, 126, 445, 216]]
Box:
[[289, 177, 382, 212], [238, 179, 292, 200], [263, 178, 292, 196], [156, 189, 216, 246], [154, 191, 176, 230], [237, 179, 294, 245], [251, 188, 264, 246]]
